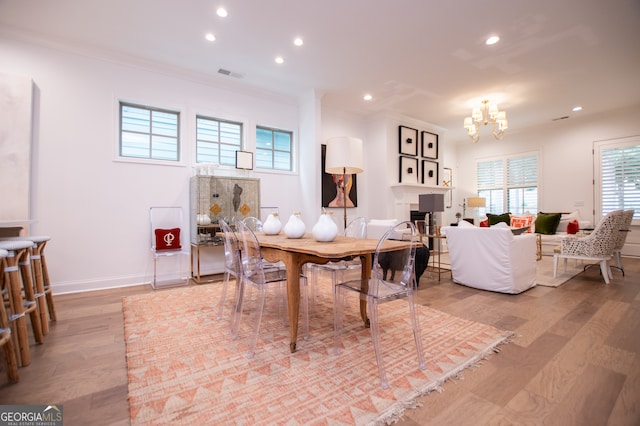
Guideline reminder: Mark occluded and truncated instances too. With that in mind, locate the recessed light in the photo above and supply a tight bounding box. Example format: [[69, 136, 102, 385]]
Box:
[[216, 8, 228, 17], [363, 94, 373, 101], [205, 33, 216, 42], [572, 106, 583, 112], [486, 35, 500, 45], [275, 56, 284, 64], [294, 37, 303, 46]]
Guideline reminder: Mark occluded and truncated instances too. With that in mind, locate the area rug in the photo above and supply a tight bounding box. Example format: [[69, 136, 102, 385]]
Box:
[[535, 255, 585, 287], [123, 282, 513, 425]]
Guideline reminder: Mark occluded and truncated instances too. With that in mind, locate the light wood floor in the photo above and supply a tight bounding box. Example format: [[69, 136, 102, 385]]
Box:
[[0, 258, 638, 425]]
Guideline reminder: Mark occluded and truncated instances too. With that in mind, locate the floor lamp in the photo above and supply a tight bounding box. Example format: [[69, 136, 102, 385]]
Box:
[[325, 137, 364, 230], [419, 193, 445, 236]]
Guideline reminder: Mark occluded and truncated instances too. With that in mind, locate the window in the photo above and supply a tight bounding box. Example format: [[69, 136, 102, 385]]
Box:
[[477, 153, 538, 215], [196, 116, 243, 165], [256, 126, 293, 171], [595, 137, 640, 221], [120, 102, 180, 161]]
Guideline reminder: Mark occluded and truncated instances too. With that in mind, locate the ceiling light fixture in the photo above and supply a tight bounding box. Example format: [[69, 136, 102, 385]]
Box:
[[216, 8, 227, 17], [363, 94, 373, 101], [572, 106, 583, 112], [463, 99, 508, 143], [486, 35, 500, 45], [205, 33, 216, 42], [275, 56, 284, 64], [294, 37, 303, 46]]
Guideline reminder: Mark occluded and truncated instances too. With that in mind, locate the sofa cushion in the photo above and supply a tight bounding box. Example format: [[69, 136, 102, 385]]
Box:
[[567, 220, 579, 234], [535, 212, 562, 234], [511, 214, 534, 232], [556, 210, 581, 232], [487, 213, 511, 226]]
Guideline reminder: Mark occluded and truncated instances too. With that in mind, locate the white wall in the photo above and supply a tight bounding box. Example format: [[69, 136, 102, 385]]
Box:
[[3, 33, 638, 294], [1, 35, 306, 293]]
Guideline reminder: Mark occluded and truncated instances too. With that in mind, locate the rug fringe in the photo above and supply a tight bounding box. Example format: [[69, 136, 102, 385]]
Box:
[[372, 331, 516, 425]]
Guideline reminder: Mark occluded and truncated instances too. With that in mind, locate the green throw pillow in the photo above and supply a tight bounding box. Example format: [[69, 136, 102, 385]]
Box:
[[535, 212, 562, 235], [487, 213, 511, 226]]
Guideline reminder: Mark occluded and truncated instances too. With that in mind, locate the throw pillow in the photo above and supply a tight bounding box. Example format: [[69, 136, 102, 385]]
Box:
[[487, 212, 511, 226], [567, 220, 579, 234], [534, 212, 562, 235], [155, 228, 182, 251], [479, 219, 489, 227], [510, 214, 534, 233]]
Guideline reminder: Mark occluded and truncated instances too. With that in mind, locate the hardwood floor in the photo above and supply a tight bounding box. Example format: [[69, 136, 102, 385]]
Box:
[[0, 258, 638, 425]]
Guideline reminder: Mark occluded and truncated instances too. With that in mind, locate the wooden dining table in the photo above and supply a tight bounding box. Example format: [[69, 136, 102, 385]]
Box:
[[256, 232, 410, 352]]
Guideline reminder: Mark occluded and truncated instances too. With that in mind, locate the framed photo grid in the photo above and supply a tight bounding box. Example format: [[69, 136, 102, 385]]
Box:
[[398, 125, 440, 185]]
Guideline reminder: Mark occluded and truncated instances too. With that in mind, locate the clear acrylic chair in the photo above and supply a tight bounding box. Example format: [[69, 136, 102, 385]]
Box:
[[232, 220, 308, 358], [333, 221, 425, 389], [216, 219, 242, 321], [149, 206, 189, 289], [306, 217, 367, 310]]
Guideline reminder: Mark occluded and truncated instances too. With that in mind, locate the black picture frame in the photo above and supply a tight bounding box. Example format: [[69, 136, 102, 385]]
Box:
[[422, 159, 438, 186], [421, 131, 438, 159], [399, 156, 419, 184], [399, 125, 418, 156]]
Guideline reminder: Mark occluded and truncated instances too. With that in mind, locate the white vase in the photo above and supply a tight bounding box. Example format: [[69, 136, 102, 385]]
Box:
[[262, 213, 282, 235], [283, 212, 306, 239], [312, 213, 338, 242]]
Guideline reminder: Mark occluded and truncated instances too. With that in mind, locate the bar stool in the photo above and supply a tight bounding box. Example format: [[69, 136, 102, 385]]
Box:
[[0, 249, 19, 383], [0, 240, 44, 367]]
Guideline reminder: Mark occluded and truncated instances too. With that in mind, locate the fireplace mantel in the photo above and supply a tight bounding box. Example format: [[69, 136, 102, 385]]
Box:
[[390, 184, 453, 221]]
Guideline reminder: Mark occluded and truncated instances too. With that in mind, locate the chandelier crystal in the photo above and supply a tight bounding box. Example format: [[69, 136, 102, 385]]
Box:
[[463, 99, 508, 143]]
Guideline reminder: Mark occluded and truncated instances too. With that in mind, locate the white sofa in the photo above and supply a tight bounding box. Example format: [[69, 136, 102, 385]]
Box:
[[442, 224, 537, 294], [537, 211, 592, 255]]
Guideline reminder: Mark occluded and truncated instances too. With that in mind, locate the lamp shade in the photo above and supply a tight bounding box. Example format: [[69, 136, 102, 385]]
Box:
[[419, 193, 445, 212], [325, 137, 364, 174], [467, 197, 486, 208]]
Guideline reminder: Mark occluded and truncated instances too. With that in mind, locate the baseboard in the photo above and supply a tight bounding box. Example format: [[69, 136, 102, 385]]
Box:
[[51, 274, 153, 295]]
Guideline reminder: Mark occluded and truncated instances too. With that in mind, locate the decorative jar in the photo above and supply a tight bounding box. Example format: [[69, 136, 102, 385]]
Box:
[[262, 213, 282, 235], [312, 212, 338, 242], [283, 212, 306, 239]]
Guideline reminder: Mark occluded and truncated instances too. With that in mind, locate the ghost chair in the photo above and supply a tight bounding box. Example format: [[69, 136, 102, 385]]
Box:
[[232, 220, 309, 358], [333, 221, 425, 389]]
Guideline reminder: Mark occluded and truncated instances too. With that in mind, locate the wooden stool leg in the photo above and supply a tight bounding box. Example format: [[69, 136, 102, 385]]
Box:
[[31, 244, 49, 335], [4, 250, 31, 367], [40, 243, 57, 321], [0, 258, 19, 382], [18, 248, 44, 344]]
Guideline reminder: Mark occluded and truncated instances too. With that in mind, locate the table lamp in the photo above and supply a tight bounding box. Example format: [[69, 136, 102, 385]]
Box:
[[325, 137, 364, 229], [419, 193, 445, 235], [466, 197, 486, 222]]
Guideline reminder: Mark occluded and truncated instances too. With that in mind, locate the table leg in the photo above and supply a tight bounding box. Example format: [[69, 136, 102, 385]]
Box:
[[359, 253, 372, 327]]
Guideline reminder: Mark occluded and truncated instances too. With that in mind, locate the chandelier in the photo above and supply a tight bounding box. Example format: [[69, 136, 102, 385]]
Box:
[[463, 99, 508, 143]]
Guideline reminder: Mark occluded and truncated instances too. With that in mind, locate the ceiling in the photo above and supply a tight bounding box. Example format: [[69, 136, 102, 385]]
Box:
[[1, 0, 640, 143]]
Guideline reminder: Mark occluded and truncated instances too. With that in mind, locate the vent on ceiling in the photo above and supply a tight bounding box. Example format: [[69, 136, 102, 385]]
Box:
[[218, 68, 243, 79], [552, 116, 570, 121]]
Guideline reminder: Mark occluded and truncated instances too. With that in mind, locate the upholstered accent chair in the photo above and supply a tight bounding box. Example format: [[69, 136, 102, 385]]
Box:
[[553, 210, 623, 284]]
